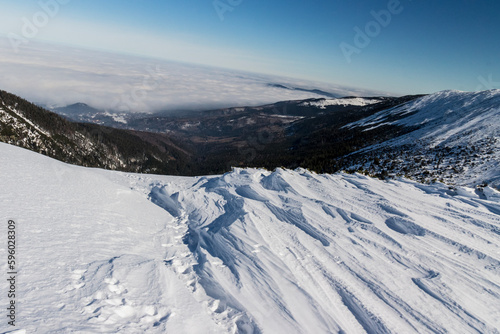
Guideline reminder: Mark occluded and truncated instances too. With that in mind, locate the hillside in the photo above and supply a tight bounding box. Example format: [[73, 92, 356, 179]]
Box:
[[0, 90, 193, 175], [1, 142, 499, 333], [342, 90, 500, 188]]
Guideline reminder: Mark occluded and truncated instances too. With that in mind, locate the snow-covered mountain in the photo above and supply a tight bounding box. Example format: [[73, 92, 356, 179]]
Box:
[[50, 103, 138, 126], [343, 90, 500, 188], [299, 97, 386, 109], [1, 142, 499, 333]]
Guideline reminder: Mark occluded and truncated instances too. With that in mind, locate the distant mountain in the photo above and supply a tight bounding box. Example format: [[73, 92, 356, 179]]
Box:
[[50, 103, 151, 127], [298, 97, 389, 108], [55, 102, 101, 116]]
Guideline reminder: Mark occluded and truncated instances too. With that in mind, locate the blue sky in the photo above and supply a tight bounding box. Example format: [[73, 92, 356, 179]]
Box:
[[0, 0, 499, 95]]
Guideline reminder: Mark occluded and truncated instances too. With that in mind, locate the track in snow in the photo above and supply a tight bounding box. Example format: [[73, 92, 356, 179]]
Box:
[[147, 167, 500, 334]]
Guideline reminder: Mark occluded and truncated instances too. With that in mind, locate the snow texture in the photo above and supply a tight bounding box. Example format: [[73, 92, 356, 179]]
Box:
[[1, 143, 500, 333]]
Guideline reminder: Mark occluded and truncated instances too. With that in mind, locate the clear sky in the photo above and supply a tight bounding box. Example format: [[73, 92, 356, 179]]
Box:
[[0, 0, 499, 95]]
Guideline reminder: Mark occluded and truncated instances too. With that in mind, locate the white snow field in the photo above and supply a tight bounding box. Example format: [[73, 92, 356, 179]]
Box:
[[1, 142, 500, 333]]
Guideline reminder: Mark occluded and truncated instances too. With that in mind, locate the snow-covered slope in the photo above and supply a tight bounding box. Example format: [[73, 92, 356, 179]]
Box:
[[344, 90, 500, 187], [1, 142, 500, 333]]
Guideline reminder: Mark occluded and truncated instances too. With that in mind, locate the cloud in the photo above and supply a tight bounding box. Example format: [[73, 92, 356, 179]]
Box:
[[0, 38, 386, 113]]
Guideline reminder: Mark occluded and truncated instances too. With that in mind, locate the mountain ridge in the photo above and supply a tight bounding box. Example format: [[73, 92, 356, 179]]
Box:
[[341, 89, 500, 188]]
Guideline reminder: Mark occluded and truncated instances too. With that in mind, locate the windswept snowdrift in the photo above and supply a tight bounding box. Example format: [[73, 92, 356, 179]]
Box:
[[1, 142, 500, 333]]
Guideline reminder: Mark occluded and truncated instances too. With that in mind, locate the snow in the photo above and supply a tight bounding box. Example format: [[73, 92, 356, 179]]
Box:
[[3, 105, 51, 138], [299, 97, 382, 109], [358, 90, 499, 145], [1, 143, 500, 333], [344, 90, 500, 188], [103, 112, 128, 124]]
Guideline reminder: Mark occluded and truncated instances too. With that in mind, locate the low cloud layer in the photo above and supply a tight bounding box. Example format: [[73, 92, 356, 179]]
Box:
[[0, 38, 385, 113]]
